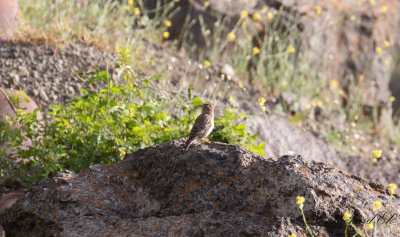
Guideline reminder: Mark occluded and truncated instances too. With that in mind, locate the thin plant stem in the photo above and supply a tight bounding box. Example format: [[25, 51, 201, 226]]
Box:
[[345, 161, 374, 236], [300, 207, 315, 237]]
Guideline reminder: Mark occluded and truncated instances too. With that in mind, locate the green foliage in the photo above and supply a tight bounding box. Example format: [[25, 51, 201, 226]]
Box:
[[0, 59, 264, 185], [210, 109, 265, 156]]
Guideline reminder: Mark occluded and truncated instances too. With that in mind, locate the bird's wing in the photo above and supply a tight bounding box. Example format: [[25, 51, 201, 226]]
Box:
[[202, 114, 213, 128], [188, 114, 208, 139]]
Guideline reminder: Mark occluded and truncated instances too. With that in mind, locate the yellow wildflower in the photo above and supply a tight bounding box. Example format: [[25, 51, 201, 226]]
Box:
[[267, 12, 274, 20], [343, 212, 352, 223], [253, 46, 260, 56], [241, 10, 248, 18], [384, 40, 390, 48], [338, 89, 347, 98], [316, 6, 322, 15], [359, 73, 365, 82], [350, 15, 356, 21], [373, 201, 382, 211], [229, 96, 235, 105], [238, 82, 244, 89], [366, 222, 374, 229], [389, 183, 397, 196], [128, 0, 134, 5], [372, 158, 377, 163], [382, 4, 388, 12], [375, 47, 382, 54], [165, 20, 172, 27], [288, 234, 296, 237], [296, 196, 305, 204], [369, 0, 375, 5], [296, 196, 305, 209], [252, 13, 260, 21], [259, 97, 266, 106], [133, 7, 141, 15], [119, 149, 126, 157], [175, 0, 180, 2], [390, 96, 395, 102], [125, 5, 130, 11], [261, 5, 268, 13], [163, 31, 170, 39], [203, 60, 211, 69], [316, 100, 323, 108], [373, 149, 382, 159], [329, 79, 338, 89], [227, 32, 236, 42], [205, 29, 211, 35], [204, 1, 210, 7], [286, 44, 296, 53]]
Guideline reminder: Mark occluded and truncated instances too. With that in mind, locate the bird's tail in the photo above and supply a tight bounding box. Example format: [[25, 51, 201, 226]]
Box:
[[184, 138, 195, 151]]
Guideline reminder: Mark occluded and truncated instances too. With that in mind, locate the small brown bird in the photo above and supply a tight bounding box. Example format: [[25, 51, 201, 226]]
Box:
[[184, 103, 214, 151]]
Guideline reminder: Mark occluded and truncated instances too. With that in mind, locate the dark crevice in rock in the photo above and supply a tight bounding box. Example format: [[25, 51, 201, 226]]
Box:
[[2, 213, 62, 237]]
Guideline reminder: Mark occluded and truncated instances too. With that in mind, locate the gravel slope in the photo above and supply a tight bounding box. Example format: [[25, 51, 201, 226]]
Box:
[[0, 41, 115, 112]]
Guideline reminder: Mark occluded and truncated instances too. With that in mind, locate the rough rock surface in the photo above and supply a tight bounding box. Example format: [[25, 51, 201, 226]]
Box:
[[293, 0, 398, 108], [0, 0, 18, 40], [0, 190, 23, 233], [1, 140, 399, 236], [0, 88, 42, 121]]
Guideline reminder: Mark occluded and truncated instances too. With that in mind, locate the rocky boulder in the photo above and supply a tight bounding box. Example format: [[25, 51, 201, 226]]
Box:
[[0, 0, 18, 40], [1, 140, 398, 236]]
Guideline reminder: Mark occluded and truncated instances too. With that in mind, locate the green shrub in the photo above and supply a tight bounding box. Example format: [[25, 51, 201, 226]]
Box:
[[210, 109, 265, 156], [0, 59, 264, 185]]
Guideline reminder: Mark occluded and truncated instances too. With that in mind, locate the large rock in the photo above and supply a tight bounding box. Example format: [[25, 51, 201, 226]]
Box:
[[0, 88, 43, 120], [295, 0, 398, 107], [1, 140, 398, 236], [0, 0, 18, 40]]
